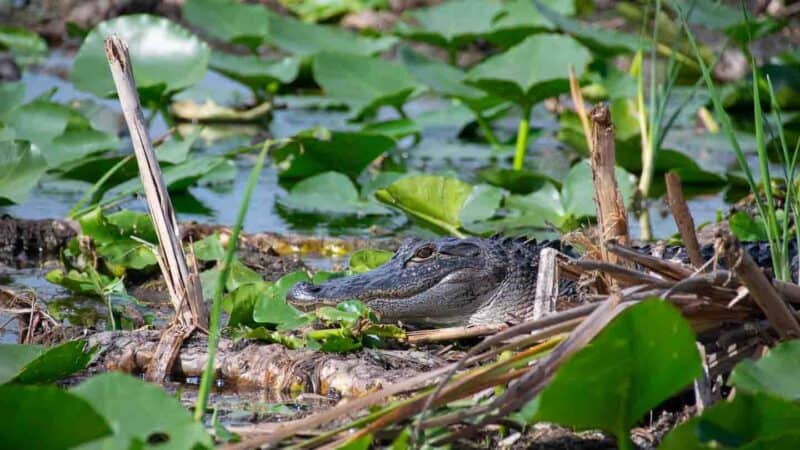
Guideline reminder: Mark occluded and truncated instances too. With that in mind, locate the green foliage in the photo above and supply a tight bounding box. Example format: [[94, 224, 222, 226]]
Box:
[[267, 13, 396, 56], [272, 130, 395, 181], [520, 300, 701, 449], [0, 26, 47, 65], [279, 172, 390, 216], [182, 0, 270, 48], [79, 208, 158, 270], [396, 0, 503, 51], [349, 248, 393, 273], [210, 52, 300, 92], [0, 385, 112, 450], [0, 340, 94, 385], [253, 271, 314, 329], [313, 52, 419, 119], [72, 372, 213, 450], [729, 340, 800, 401], [0, 140, 47, 204], [729, 211, 770, 242], [71, 15, 210, 102], [155, 127, 202, 164]]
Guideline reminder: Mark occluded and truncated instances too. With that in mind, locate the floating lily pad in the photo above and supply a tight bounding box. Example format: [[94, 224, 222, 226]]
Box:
[[46, 129, 120, 168], [155, 127, 202, 164], [182, 0, 270, 48], [349, 249, 393, 274], [478, 167, 555, 194], [534, 0, 643, 55], [0, 26, 47, 65], [396, 0, 503, 50], [71, 372, 213, 450], [487, 0, 574, 47], [0, 140, 47, 204], [466, 34, 592, 106], [375, 175, 474, 236], [0, 340, 94, 385], [0, 385, 111, 450], [5, 100, 72, 146], [313, 52, 419, 119], [278, 0, 367, 23], [279, 171, 390, 216], [71, 15, 210, 101], [0, 81, 24, 119], [272, 130, 395, 181], [267, 13, 396, 56], [521, 300, 701, 447], [210, 51, 300, 89]]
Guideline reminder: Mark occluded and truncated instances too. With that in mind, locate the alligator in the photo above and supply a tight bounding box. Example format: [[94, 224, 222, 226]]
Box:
[[287, 235, 795, 327]]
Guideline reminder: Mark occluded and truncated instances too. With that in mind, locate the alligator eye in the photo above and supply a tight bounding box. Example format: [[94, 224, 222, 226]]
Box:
[[412, 246, 435, 261]]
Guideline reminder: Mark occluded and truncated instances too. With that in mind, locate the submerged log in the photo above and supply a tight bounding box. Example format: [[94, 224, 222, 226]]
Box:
[[88, 331, 444, 396]]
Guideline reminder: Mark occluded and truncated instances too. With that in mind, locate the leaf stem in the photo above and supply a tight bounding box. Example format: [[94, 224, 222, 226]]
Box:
[[194, 142, 270, 422], [513, 104, 532, 171], [475, 113, 501, 150]]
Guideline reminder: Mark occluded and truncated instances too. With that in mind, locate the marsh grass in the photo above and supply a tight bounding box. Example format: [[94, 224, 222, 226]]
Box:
[[675, 3, 800, 282]]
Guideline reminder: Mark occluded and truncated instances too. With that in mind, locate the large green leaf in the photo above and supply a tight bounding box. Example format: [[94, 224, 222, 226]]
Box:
[[313, 52, 419, 118], [0, 140, 47, 204], [0, 81, 25, 119], [729, 340, 800, 401], [105, 156, 230, 199], [660, 393, 800, 450], [348, 249, 393, 274], [466, 34, 591, 106], [487, 0, 574, 46], [396, 0, 503, 49], [79, 208, 158, 270], [399, 48, 502, 112], [253, 271, 313, 329], [267, 13, 396, 56], [278, 0, 367, 23], [210, 51, 300, 88], [524, 300, 701, 446], [71, 372, 212, 450], [272, 130, 395, 181], [0, 26, 47, 65], [561, 160, 635, 219], [71, 15, 210, 100], [182, 0, 270, 48], [5, 100, 72, 146], [279, 171, 390, 216], [0, 340, 94, 385], [45, 129, 120, 168], [0, 385, 111, 450], [375, 175, 473, 236]]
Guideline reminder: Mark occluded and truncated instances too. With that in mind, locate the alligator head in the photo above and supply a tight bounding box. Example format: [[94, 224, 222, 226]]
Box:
[[287, 236, 555, 326]]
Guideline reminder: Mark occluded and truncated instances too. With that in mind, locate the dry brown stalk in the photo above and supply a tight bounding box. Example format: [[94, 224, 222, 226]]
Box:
[[717, 233, 800, 339], [589, 104, 630, 271], [605, 240, 694, 280], [104, 36, 207, 382], [665, 172, 704, 267], [406, 324, 508, 345], [533, 247, 560, 319], [568, 64, 592, 153]]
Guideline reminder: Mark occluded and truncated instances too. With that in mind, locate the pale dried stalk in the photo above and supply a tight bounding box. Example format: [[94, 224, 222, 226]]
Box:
[[533, 247, 560, 319], [589, 104, 630, 271], [104, 36, 208, 381], [665, 172, 704, 267]]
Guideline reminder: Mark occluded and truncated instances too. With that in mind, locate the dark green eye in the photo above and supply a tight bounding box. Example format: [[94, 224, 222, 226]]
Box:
[[412, 246, 435, 260]]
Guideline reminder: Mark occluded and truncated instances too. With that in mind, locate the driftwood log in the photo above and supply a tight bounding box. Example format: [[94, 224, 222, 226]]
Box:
[[87, 331, 444, 396]]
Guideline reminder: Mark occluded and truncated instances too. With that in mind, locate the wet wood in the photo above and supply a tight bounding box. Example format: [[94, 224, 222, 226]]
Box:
[[88, 330, 443, 394], [717, 233, 800, 339], [665, 172, 704, 268], [589, 104, 630, 272]]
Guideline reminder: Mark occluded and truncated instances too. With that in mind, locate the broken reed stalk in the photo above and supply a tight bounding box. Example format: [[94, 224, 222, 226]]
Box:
[[665, 171, 704, 267], [533, 247, 560, 320], [717, 232, 800, 339], [406, 324, 507, 345], [589, 104, 630, 271], [104, 36, 207, 382], [568, 65, 592, 153]]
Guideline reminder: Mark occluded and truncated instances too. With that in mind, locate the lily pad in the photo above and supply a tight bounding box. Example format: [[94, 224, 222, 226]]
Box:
[[0, 26, 47, 65], [478, 167, 555, 194], [46, 129, 121, 168], [0, 81, 24, 119], [279, 171, 390, 216], [5, 100, 72, 146], [374, 175, 474, 236], [71, 15, 210, 101], [0, 340, 94, 385], [155, 127, 202, 164], [272, 130, 395, 181], [349, 249, 393, 274], [396, 0, 503, 50], [660, 392, 800, 450], [312, 52, 419, 119], [521, 300, 701, 447], [253, 271, 314, 329], [487, 0, 574, 47], [0, 140, 47, 204], [466, 34, 592, 106], [182, 0, 270, 48], [729, 340, 800, 401], [0, 385, 111, 450], [71, 372, 212, 450], [210, 51, 300, 89], [278, 0, 368, 22], [267, 13, 396, 56], [79, 208, 158, 270]]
